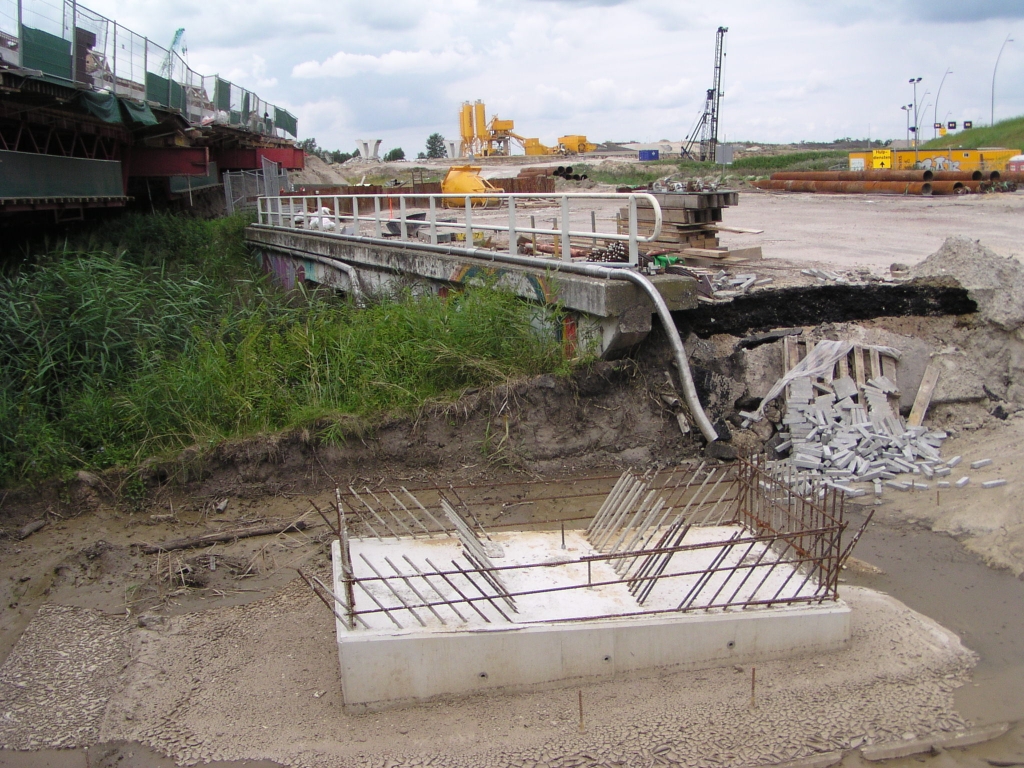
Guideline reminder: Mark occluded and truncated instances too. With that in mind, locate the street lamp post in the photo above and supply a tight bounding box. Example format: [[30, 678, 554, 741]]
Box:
[[934, 68, 952, 139], [901, 104, 912, 144], [909, 77, 922, 164], [992, 34, 1014, 126]]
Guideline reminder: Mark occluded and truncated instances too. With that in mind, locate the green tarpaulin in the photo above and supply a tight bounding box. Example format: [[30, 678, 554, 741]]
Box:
[[120, 98, 158, 126], [77, 91, 122, 123], [215, 78, 231, 112], [145, 71, 184, 111], [274, 107, 297, 137], [0, 150, 123, 199], [21, 26, 72, 80]]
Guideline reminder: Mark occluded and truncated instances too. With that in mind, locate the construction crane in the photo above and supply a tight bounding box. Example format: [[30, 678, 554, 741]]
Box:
[[159, 28, 186, 78], [682, 26, 728, 162]]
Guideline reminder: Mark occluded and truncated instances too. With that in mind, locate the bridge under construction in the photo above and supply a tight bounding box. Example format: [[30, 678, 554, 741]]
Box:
[[0, 0, 303, 224]]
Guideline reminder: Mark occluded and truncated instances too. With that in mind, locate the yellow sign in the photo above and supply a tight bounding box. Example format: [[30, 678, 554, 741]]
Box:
[[939, 127, 948, 136], [872, 149, 892, 169]]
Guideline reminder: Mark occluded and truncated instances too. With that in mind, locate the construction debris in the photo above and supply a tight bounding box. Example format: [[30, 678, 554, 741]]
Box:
[[619, 190, 763, 265]]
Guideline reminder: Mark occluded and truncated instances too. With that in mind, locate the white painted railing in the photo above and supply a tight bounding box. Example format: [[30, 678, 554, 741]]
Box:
[[255, 192, 663, 266]]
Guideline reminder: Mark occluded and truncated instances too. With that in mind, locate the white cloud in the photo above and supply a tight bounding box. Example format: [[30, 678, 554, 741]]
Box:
[[75, 0, 1024, 151], [293, 48, 470, 79]]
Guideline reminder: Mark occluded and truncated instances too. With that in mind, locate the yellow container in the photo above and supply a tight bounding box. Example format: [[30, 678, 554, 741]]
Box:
[[849, 148, 1022, 172], [441, 165, 503, 207]]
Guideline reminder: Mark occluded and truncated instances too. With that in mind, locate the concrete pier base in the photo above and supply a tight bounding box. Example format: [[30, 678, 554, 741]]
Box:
[[337, 601, 850, 710]]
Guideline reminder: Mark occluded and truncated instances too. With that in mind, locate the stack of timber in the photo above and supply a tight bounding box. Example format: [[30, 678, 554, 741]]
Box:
[[617, 190, 763, 264]]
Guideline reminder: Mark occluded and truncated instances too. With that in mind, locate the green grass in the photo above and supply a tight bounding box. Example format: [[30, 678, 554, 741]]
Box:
[[0, 215, 570, 485], [922, 115, 1024, 150], [576, 150, 850, 186], [728, 150, 850, 173]]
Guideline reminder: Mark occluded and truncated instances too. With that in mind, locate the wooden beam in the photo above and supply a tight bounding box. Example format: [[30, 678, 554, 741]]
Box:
[[908, 362, 941, 427]]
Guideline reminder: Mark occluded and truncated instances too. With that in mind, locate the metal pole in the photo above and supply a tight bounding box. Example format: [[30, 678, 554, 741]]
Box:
[[112, 23, 118, 94], [507, 196, 517, 254], [399, 195, 408, 241], [934, 68, 951, 140], [71, 0, 77, 83], [429, 196, 438, 245], [628, 194, 639, 266], [992, 34, 1014, 126], [560, 195, 571, 262], [464, 197, 473, 245]]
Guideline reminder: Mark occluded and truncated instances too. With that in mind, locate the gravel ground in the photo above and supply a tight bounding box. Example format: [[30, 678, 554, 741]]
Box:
[[0, 605, 130, 750], [0, 582, 952, 768]]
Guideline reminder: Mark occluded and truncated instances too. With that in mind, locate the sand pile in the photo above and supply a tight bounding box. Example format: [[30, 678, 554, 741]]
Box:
[[911, 236, 1024, 331]]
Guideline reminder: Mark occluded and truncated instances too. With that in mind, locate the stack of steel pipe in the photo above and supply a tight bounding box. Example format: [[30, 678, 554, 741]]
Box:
[[753, 169, 992, 195]]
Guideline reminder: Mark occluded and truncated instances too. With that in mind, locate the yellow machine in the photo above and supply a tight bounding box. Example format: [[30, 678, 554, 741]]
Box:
[[557, 135, 598, 154], [457, 100, 594, 157], [440, 165, 503, 207], [848, 147, 1021, 172]]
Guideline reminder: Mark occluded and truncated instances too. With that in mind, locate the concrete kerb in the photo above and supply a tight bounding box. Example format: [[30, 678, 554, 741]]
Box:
[[859, 722, 1011, 762], [742, 722, 1010, 768]]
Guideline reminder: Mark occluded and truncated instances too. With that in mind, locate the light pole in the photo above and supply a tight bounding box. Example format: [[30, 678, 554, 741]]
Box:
[[992, 33, 1014, 126], [909, 77, 922, 164], [934, 68, 952, 139], [901, 104, 912, 144]]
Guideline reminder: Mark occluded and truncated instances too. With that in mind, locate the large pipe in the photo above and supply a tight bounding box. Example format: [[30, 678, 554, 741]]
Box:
[[928, 181, 983, 194], [753, 180, 933, 195], [253, 225, 720, 442], [770, 170, 934, 182], [929, 170, 984, 181]]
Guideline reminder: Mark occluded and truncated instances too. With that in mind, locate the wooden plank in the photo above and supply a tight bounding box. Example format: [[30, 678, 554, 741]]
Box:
[[908, 362, 941, 427], [838, 353, 850, 379], [869, 348, 882, 380], [852, 345, 867, 400], [723, 246, 763, 261], [783, 336, 796, 373], [881, 354, 897, 382], [711, 224, 765, 234]]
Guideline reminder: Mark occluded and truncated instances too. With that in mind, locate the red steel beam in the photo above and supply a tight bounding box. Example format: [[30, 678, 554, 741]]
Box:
[[126, 147, 210, 177], [213, 146, 304, 170]]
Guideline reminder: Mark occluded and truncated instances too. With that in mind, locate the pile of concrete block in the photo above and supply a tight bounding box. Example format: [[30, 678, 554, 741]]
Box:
[[756, 371, 955, 498]]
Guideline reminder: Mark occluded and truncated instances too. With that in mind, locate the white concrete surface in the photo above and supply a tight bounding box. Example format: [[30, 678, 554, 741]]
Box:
[[331, 530, 851, 708]]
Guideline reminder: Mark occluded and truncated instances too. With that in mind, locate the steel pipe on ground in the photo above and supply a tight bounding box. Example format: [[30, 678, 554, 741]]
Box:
[[929, 170, 984, 181], [769, 170, 933, 182], [753, 180, 933, 195], [928, 181, 983, 195]]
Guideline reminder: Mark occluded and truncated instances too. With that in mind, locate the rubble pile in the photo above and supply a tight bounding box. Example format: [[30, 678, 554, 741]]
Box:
[[759, 374, 955, 498]]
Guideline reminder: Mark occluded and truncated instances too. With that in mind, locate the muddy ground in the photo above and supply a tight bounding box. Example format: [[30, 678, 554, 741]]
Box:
[[4, 215, 1024, 766]]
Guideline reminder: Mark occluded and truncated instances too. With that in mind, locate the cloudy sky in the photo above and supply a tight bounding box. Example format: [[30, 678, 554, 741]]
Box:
[[72, 0, 1024, 155]]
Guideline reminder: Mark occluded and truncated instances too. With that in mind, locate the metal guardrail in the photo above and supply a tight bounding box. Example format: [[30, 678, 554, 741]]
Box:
[[255, 192, 663, 266]]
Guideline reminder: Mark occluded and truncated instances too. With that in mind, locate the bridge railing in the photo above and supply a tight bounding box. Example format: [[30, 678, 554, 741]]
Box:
[[255, 192, 663, 266]]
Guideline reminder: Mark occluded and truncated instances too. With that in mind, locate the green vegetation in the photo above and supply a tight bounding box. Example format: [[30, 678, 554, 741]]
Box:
[[383, 147, 406, 162], [577, 149, 849, 186], [728, 150, 849, 173], [0, 214, 569, 485], [922, 115, 1024, 151]]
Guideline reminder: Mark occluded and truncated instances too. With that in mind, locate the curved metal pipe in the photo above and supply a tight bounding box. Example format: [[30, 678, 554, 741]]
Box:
[[252, 225, 720, 442], [261, 244, 364, 302]]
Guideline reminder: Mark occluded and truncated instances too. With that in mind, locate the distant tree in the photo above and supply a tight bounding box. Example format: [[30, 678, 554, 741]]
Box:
[[425, 132, 447, 159], [383, 147, 406, 162], [297, 137, 321, 156], [417, 151, 427, 159], [329, 150, 354, 163]]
